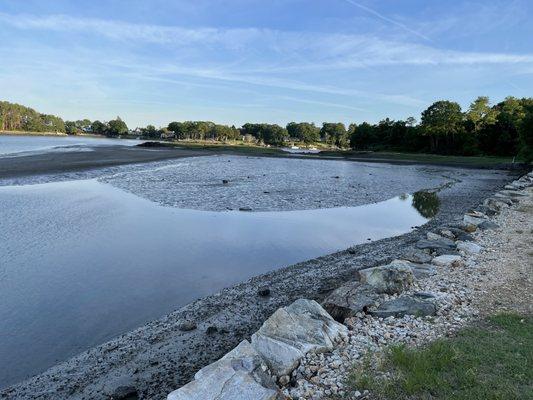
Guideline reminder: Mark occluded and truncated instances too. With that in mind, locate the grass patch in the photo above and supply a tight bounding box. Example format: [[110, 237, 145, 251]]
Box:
[[348, 313, 533, 399]]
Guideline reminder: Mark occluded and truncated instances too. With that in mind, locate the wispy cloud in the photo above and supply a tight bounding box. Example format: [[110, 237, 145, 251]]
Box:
[[342, 0, 432, 41]]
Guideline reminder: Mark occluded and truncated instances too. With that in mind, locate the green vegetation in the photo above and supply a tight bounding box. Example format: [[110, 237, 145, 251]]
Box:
[[348, 313, 533, 400], [2, 96, 532, 161], [0, 101, 65, 133]]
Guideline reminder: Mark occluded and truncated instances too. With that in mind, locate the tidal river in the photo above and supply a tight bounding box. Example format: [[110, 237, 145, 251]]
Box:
[[0, 154, 447, 387]]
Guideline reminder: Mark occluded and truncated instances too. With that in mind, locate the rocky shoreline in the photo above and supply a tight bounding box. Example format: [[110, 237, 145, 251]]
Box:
[[0, 167, 522, 399], [166, 171, 533, 400]]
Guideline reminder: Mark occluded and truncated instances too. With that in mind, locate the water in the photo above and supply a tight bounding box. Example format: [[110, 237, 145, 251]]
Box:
[[0, 134, 141, 157], [0, 154, 449, 387]]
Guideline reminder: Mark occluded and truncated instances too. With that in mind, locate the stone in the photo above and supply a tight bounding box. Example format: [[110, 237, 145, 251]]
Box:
[[409, 263, 437, 279], [416, 238, 456, 251], [439, 229, 455, 240], [322, 281, 380, 321], [258, 286, 271, 297], [358, 262, 414, 295], [178, 321, 197, 332], [167, 340, 280, 400], [478, 220, 499, 230], [251, 299, 348, 376], [370, 296, 437, 318], [463, 214, 487, 227], [446, 227, 474, 242], [239, 207, 253, 212], [427, 232, 444, 241], [413, 291, 437, 299], [432, 255, 464, 268], [401, 249, 432, 264], [222, 179, 229, 184], [456, 241, 482, 254]]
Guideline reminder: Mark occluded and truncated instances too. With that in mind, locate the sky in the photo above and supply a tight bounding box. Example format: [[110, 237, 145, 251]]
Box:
[[0, 0, 532, 128]]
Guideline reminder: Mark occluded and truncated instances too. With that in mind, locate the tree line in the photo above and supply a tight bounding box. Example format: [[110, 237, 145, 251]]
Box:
[[1, 96, 532, 161], [0, 101, 65, 133]]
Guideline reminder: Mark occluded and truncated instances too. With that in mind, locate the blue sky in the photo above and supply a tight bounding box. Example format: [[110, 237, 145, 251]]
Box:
[[0, 0, 532, 128]]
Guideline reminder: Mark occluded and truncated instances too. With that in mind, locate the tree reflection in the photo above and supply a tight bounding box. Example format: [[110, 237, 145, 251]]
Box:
[[412, 191, 440, 218]]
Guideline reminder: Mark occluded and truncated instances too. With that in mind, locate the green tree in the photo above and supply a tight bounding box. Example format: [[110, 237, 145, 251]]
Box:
[[65, 121, 78, 135], [286, 122, 320, 144], [107, 117, 128, 137], [518, 103, 533, 162], [91, 120, 106, 135], [320, 122, 347, 147], [420, 100, 464, 153], [466, 96, 498, 134]]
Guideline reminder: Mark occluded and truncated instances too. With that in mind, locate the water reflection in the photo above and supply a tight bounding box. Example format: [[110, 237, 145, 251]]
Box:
[[412, 190, 440, 218]]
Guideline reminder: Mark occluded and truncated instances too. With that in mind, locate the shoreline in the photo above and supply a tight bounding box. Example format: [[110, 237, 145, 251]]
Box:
[[0, 165, 519, 399], [0, 142, 525, 183]]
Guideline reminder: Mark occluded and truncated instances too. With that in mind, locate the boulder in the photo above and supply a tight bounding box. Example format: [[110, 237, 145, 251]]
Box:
[[463, 214, 487, 227], [322, 281, 379, 321], [409, 263, 437, 279], [415, 238, 456, 251], [456, 241, 482, 254], [167, 340, 280, 400], [358, 262, 414, 294], [251, 299, 348, 376], [427, 232, 444, 241], [478, 220, 499, 230], [370, 296, 437, 318], [446, 227, 474, 242], [432, 255, 464, 268], [401, 249, 432, 264]]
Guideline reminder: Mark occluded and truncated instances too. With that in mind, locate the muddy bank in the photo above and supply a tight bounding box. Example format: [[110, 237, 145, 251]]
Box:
[[0, 145, 206, 180], [0, 165, 519, 400]]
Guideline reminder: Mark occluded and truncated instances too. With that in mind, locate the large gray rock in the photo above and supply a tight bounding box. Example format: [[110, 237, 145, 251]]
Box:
[[358, 262, 414, 295], [463, 214, 488, 226], [370, 296, 437, 318], [432, 255, 464, 268], [416, 238, 456, 251], [322, 281, 380, 321], [387, 259, 435, 279], [167, 340, 280, 400], [457, 241, 482, 254], [445, 227, 474, 242], [401, 249, 432, 264], [478, 220, 499, 230], [251, 299, 348, 377]]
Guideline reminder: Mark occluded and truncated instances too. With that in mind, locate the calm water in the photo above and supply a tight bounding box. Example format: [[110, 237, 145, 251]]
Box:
[[0, 134, 141, 156], [0, 176, 428, 387]]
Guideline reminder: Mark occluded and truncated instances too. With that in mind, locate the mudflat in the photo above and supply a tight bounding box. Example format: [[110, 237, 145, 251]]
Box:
[[0, 145, 207, 179]]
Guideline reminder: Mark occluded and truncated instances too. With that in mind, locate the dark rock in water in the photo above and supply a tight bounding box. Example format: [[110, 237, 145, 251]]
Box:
[[257, 286, 271, 297], [111, 385, 138, 400], [206, 326, 218, 335], [178, 321, 197, 332], [401, 249, 432, 264], [416, 238, 455, 251], [239, 207, 253, 211], [478, 220, 499, 230], [222, 179, 229, 184], [322, 282, 380, 322], [370, 296, 436, 318]]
